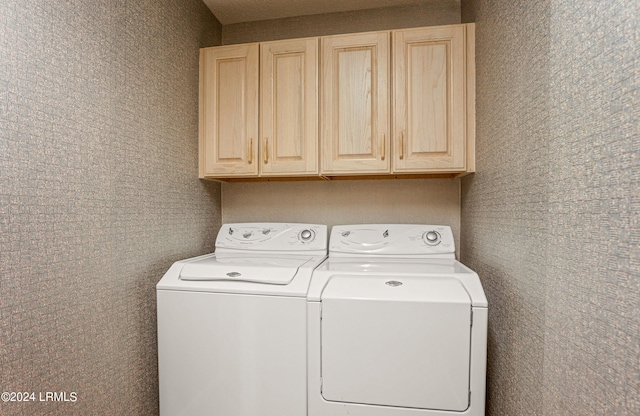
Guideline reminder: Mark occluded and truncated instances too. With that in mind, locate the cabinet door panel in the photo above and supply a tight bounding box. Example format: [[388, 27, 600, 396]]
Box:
[[322, 32, 390, 174], [409, 42, 448, 153], [261, 38, 318, 176], [275, 54, 303, 158], [216, 59, 248, 161], [199, 44, 259, 177], [393, 26, 466, 172]]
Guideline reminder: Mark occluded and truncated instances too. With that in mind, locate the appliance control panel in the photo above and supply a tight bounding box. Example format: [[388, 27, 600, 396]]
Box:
[[330, 224, 455, 257], [216, 223, 327, 252]]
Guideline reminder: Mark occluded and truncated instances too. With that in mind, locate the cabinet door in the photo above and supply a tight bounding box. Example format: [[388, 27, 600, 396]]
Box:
[[393, 25, 467, 172], [199, 44, 259, 177], [321, 32, 390, 175], [260, 38, 318, 176]]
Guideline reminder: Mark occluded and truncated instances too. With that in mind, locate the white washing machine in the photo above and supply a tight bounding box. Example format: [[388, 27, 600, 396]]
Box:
[[157, 223, 327, 416], [307, 224, 488, 416]]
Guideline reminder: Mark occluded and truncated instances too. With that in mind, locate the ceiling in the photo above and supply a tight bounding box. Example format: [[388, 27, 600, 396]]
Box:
[[202, 0, 444, 25]]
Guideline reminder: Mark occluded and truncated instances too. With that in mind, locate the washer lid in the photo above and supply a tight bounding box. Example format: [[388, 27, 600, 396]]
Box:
[[179, 254, 310, 284]]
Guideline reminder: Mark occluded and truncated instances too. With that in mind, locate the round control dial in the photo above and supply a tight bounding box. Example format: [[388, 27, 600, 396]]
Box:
[[299, 229, 315, 242], [423, 230, 441, 245]]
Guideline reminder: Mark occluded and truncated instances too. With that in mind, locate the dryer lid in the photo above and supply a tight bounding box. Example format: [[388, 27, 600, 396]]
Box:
[[321, 274, 471, 304], [179, 254, 310, 284], [320, 274, 472, 411]]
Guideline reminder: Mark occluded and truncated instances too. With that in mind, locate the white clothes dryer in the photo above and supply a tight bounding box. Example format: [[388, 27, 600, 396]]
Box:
[[157, 223, 327, 416], [307, 224, 488, 416]]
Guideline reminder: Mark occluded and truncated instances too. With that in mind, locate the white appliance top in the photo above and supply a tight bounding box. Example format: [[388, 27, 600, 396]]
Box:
[[216, 223, 327, 255], [307, 224, 487, 307], [329, 224, 455, 258], [157, 223, 328, 296]]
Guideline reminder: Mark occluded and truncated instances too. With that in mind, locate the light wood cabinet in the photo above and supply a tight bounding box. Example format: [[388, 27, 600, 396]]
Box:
[[199, 24, 475, 181], [321, 31, 390, 175], [199, 39, 318, 179], [392, 25, 472, 173], [260, 38, 318, 176], [199, 43, 259, 177]]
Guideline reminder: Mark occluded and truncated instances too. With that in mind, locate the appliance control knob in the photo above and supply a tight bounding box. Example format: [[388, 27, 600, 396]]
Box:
[[424, 231, 440, 245], [300, 229, 314, 242]]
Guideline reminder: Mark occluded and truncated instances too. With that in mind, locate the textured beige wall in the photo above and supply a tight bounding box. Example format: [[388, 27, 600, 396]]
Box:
[[461, 0, 639, 415], [0, 1, 222, 415], [221, 0, 463, 252], [222, 179, 461, 254], [222, 1, 460, 44]]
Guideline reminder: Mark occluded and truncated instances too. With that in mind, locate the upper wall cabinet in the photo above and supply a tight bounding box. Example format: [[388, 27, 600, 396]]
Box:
[[321, 32, 390, 175], [392, 25, 473, 173], [199, 39, 318, 179], [260, 38, 319, 176], [199, 43, 259, 177], [199, 23, 475, 181]]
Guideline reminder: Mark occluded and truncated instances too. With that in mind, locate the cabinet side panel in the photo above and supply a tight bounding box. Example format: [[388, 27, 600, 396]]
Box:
[[199, 50, 207, 178], [202, 51, 218, 175], [465, 23, 476, 173]]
